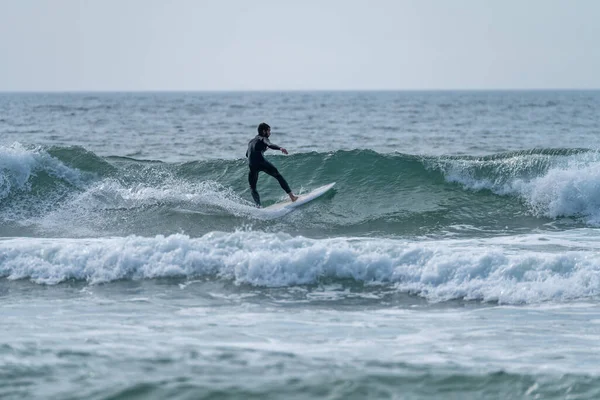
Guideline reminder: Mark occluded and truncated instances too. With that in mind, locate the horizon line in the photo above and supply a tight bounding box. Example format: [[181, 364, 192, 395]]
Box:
[[1, 88, 600, 94]]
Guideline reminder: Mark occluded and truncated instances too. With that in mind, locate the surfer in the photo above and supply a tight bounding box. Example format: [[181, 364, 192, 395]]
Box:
[[246, 122, 298, 207]]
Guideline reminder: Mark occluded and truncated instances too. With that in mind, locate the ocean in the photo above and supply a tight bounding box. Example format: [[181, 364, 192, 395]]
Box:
[[1, 90, 600, 399]]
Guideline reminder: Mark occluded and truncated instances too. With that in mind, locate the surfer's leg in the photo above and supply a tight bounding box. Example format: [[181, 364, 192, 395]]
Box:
[[261, 161, 297, 201], [248, 167, 261, 206]]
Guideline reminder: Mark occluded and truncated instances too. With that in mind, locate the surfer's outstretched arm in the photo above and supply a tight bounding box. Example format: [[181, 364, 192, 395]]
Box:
[[263, 137, 279, 150], [264, 138, 289, 154]]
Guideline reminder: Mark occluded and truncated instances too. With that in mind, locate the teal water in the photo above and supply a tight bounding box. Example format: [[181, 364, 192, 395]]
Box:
[[2, 146, 599, 239], [2, 91, 600, 399]]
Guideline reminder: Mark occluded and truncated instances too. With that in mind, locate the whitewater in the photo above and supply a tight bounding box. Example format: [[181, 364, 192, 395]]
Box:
[[2, 91, 600, 399]]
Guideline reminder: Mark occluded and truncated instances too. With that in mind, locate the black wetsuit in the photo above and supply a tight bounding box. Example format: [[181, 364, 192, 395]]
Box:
[[246, 135, 292, 206]]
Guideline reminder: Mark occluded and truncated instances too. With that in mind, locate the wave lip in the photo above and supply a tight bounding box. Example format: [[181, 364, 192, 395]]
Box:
[[431, 149, 600, 223], [0, 143, 88, 200], [2, 230, 600, 305]]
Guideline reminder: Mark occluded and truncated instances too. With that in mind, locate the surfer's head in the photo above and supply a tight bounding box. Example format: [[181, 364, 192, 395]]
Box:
[[258, 122, 271, 137]]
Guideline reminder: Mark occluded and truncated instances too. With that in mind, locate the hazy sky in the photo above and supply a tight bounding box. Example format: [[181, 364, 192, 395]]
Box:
[[0, 0, 599, 91]]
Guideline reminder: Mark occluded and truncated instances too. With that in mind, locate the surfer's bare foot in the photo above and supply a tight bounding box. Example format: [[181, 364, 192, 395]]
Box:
[[289, 193, 298, 202]]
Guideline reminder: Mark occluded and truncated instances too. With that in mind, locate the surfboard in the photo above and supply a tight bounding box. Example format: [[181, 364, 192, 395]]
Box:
[[259, 182, 336, 218]]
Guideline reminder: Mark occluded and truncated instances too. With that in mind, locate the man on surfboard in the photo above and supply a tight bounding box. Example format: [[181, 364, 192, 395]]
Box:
[[246, 122, 298, 207]]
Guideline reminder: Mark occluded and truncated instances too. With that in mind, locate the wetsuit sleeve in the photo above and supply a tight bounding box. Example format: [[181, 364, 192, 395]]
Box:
[[263, 138, 281, 151]]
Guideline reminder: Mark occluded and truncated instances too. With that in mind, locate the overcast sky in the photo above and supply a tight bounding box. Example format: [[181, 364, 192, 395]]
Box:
[[0, 0, 598, 91]]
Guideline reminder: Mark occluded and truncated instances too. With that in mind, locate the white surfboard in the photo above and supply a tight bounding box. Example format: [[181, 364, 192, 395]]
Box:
[[259, 182, 336, 218]]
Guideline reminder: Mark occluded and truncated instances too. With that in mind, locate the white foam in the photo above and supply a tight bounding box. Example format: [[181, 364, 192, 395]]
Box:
[[438, 152, 600, 224], [2, 230, 600, 304], [0, 143, 85, 200], [514, 165, 600, 223]]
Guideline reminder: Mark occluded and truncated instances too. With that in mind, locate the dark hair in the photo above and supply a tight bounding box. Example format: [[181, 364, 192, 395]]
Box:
[[257, 122, 270, 137]]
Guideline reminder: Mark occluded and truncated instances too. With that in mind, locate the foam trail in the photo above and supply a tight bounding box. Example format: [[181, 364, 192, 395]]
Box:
[[32, 177, 260, 236], [2, 230, 600, 304]]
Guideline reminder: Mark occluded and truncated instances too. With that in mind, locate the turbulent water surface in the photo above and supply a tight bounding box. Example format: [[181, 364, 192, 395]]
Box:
[[2, 91, 600, 399]]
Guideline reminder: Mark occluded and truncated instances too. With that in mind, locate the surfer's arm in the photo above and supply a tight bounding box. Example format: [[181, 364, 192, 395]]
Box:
[[263, 138, 288, 154], [263, 138, 281, 151], [270, 143, 288, 154]]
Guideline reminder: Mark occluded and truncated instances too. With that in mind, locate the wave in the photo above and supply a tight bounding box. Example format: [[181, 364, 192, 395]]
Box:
[[433, 149, 600, 223], [2, 144, 600, 237], [2, 230, 600, 304], [0, 143, 90, 200]]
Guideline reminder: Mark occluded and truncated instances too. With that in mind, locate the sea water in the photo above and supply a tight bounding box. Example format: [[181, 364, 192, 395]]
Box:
[[1, 91, 600, 399]]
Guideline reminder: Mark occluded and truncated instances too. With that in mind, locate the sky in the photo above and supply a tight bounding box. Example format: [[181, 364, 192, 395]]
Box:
[[0, 0, 599, 91]]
